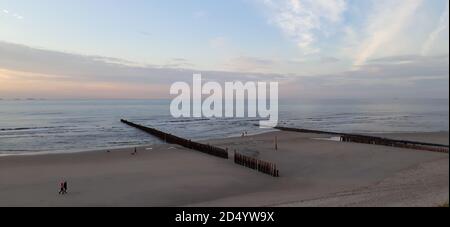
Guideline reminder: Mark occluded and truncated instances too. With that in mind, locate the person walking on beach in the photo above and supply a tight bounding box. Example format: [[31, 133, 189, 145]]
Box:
[[63, 181, 68, 194], [59, 181, 65, 194]]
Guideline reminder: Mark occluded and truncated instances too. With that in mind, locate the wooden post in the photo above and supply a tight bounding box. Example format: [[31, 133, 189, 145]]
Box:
[[275, 136, 278, 151]]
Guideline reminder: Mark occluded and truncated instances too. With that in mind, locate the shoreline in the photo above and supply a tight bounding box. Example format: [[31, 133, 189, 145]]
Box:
[[0, 128, 279, 157], [1, 130, 448, 157]]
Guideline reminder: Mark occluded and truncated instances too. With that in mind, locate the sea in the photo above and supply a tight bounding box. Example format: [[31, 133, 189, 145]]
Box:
[[0, 99, 448, 155]]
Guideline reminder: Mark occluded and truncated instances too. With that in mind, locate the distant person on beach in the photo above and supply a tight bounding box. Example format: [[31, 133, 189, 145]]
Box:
[[63, 181, 68, 194], [132, 147, 137, 155], [59, 181, 65, 194]]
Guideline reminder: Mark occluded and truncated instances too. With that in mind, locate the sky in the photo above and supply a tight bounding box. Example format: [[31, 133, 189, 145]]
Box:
[[0, 0, 448, 99]]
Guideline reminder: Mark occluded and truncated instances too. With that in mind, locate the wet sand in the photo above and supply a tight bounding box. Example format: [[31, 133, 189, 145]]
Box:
[[0, 131, 448, 207]]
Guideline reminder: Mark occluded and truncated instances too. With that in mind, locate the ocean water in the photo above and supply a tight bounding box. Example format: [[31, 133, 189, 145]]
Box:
[[0, 99, 448, 155]]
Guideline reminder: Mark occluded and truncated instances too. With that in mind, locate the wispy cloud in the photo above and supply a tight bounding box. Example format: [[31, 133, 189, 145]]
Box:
[[0, 41, 282, 86], [226, 56, 277, 73], [138, 31, 152, 37], [284, 54, 449, 99], [163, 58, 195, 68], [1, 41, 447, 99], [13, 14, 23, 20], [353, 0, 424, 67], [2, 9, 23, 19], [422, 1, 449, 56], [262, 0, 347, 54]]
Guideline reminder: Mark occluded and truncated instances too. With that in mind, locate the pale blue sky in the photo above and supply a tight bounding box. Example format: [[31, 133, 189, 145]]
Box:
[[1, 0, 291, 69], [0, 0, 448, 99]]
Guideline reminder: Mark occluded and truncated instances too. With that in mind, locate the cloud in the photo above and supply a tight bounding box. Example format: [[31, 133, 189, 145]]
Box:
[[171, 58, 188, 62], [2, 9, 23, 19], [0, 41, 447, 99], [226, 56, 277, 73], [262, 0, 347, 54], [353, 0, 424, 67], [0, 41, 283, 86], [163, 58, 195, 68], [284, 54, 449, 99], [422, 1, 449, 56], [138, 31, 152, 37], [0, 68, 169, 99], [361, 55, 449, 79], [319, 56, 340, 64], [13, 14, 23, 20]]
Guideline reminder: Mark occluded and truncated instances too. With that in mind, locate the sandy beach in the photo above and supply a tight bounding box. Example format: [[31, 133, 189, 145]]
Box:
[[0, 131, 448, 207]]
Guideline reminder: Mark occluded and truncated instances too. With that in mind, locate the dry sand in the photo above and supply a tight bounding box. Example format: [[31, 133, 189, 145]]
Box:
[[0, 131, 448, 207]]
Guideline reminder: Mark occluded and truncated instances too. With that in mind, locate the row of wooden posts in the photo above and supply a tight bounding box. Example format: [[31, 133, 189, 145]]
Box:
[[121, 119, 281, 177], [275, 126, 448, 154], [121, 119, 229, 159], [234, 152, 280, 177], [341, 135, 449, 154]]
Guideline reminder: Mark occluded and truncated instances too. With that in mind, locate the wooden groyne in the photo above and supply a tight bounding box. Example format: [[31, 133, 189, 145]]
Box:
[[275, 126, 449, 154], [340, 135, 449, 154], [234, 152, 279, 177], [121, 119, 228, 159], [275, 126, 342, 136]]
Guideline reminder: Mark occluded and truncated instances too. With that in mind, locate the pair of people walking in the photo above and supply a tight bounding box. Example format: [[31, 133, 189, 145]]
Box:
[[59, 181, 68, 195]]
